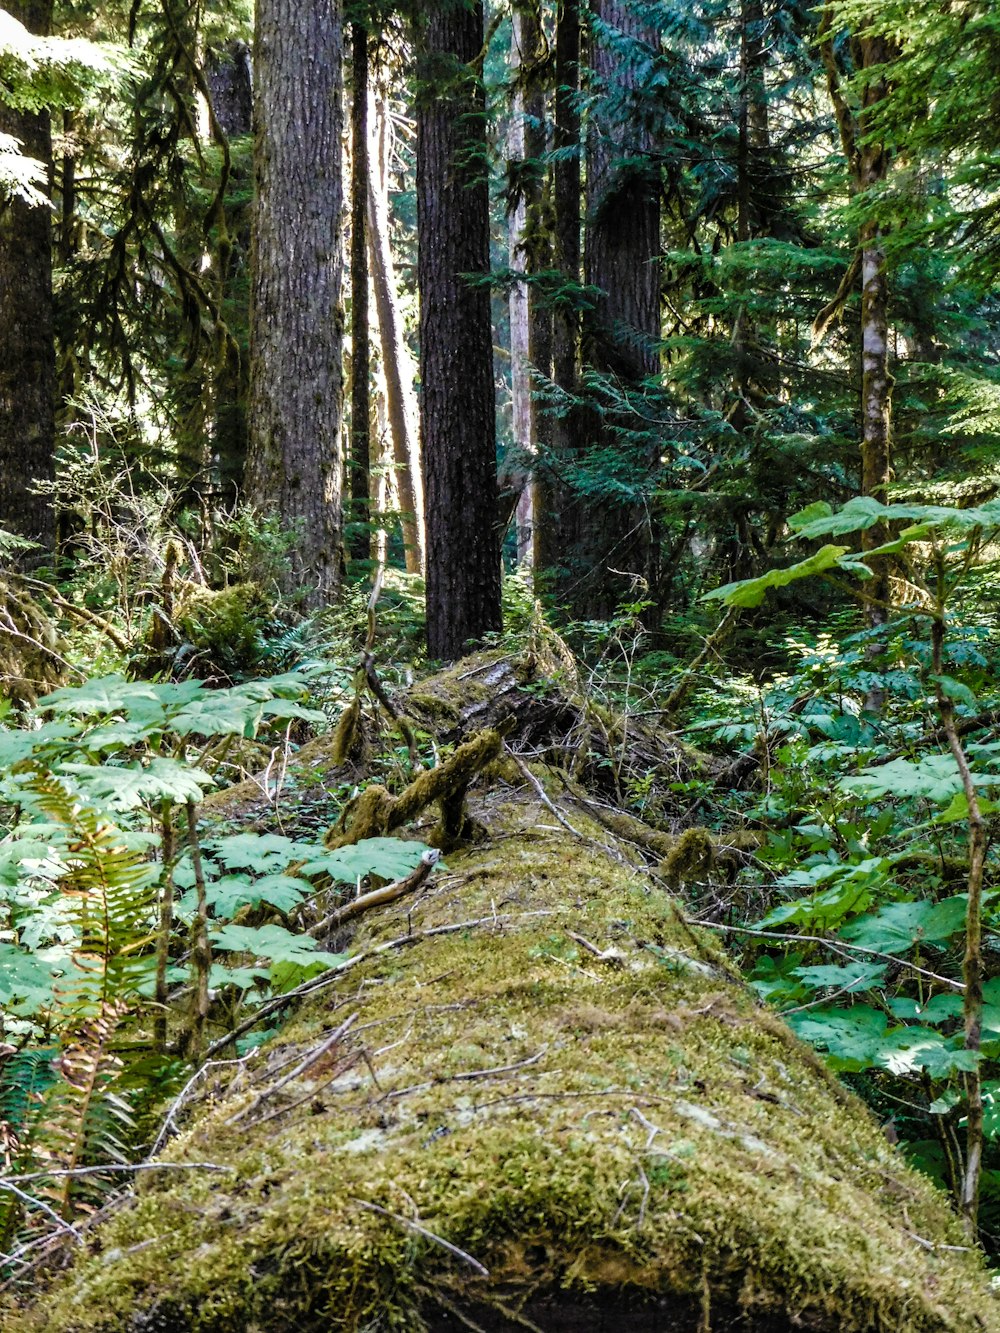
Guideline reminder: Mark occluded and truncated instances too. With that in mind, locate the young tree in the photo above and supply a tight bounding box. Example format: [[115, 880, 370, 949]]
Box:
[[245, 0, 345, 606], [368, 86, 425, 575], [417, 1, 501, 659], [0, 0, 56, 554]]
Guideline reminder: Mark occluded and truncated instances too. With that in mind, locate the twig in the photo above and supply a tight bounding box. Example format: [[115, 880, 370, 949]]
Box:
[[565, 930, 626, 966], [227, 1013, 359, 1124], [448, 1047, 547, 1082], [352, 1199, 489, 1277], [689, 918, 963, 991], [250, 1051, 364, 1128], [148, 1054, 252, 1158], [9, 1162, 235, 1184], [0, 1181, 82, 1242], [202, 910, 556, 1061], [506, 748, 583, 839], [309, 850, 440, 937]]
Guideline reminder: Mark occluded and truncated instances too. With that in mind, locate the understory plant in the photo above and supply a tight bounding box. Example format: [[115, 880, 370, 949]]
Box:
[[0, 670, 431, 1257], [699, 495, 1000, 1240]]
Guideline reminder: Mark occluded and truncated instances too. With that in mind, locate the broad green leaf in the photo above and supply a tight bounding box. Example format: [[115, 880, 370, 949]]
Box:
[[930, 674, 978, 707], [0, 942, 60, 1010], [878, 1029, 978, 1077], [838, 896, 968, 955], [786, 1005, 889, 1071], [702, 545, 849, 609], [168, 695, 264, 739], [210, 832, 319, 874], [888, 993, 963, 1025], [298, 837, 434, 884], [841, 754, 981, 803], [259, 699, 328, 724], [791, 961, 886, 991], [209, 922, 334, 966], [934, 791, 999, 823], [59, 757, 215, 809]]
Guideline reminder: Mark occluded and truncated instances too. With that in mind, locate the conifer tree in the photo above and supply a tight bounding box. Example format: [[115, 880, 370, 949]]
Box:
[[245, 0, 346, 606], [0, 0, 56, 554], [417, 0, 501, 659]]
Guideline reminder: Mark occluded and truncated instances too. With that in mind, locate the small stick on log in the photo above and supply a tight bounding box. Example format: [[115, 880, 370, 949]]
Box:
[[352, 1198, 489, 1277], [310, 850, 441, 938]]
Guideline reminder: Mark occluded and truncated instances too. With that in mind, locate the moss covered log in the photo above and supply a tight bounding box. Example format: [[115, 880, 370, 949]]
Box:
[[5, 785, 999, 1333]]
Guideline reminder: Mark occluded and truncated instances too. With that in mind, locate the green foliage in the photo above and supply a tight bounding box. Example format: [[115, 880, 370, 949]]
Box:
[[0, 666, 433, 1247]]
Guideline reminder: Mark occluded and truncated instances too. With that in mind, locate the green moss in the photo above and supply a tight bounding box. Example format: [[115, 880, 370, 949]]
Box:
[[8, 799, 999, 1333]]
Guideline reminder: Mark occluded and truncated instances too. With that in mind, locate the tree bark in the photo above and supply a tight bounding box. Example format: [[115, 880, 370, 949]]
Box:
[[729, 0, 769, 435], [506, 3, 551, 571], [205, 40, 253, 500], [507, 12, 534, 567], [368, 92, 424, 575], [857, 33, 894, 633], [246, 0, 345, 606], [819, 13, 895, 649], [539, 0, 582, 585], [0, 0, 57, 555], [577, 0, 661, 620], [349, 21, 372, 566], [417, 3, 501, 659]]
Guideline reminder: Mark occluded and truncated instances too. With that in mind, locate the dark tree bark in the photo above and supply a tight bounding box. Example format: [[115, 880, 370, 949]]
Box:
[[206, 40, 253, 499], [349, 21, 371, 566], [819, 10, 896, 694], [417, 3, 501, 660], [0, 0, 57, 555], [246, 0, 345, 606], [575, 0, 661, 620], [537, 0, 582, 584], [729, 0, 769, 436]]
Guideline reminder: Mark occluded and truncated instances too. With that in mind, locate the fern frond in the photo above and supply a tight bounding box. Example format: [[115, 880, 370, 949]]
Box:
[[39, 1000, 132, 1218]]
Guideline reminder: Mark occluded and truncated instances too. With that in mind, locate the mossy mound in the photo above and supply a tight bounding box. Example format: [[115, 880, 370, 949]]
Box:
[[5, 789, 998, 1333], [0, 578, 64, 706]]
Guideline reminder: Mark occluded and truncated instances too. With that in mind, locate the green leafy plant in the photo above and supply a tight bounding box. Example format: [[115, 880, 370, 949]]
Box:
[[701, 495, 1000, 1236]]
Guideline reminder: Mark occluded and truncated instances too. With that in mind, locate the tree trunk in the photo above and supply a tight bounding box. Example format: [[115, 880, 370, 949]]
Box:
[[506, 3, 551, 571], [729, 0, 769, 435], [246, 0, 345, 607], [539, 0, 582, 586], [367, 92, 424, 575], [578, 0, 661, 620], [205, 40, 253, 501], [819, 12, 895, 651], [507, 12, 534, 567], [857, 33, 893, 635], [349, 21, 372, 567], [417, 3, 501, 659], [0, 0, 56, 556]]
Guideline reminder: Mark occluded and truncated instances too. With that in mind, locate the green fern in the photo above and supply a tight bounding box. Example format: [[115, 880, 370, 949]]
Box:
[[39, 1001, 132, 1219], [23, 773, 158, 1018]]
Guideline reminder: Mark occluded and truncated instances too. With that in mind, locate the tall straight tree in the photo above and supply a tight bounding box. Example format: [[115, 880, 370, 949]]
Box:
[[0, 0, 56, 554], [246, 0, 345, 606], [349, 17, 371, 565], [578, 0, 661, 619], [417, 0, 501, 659], [819, 8, 896, 636], [537, 0, 582, 583]]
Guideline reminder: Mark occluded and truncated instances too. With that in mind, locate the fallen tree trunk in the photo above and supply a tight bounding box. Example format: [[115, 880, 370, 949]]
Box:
[[6, 771, 999, 1330]]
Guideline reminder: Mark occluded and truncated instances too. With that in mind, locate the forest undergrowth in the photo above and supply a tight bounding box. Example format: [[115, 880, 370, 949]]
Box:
[[4, 486, 1000, 1287]]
